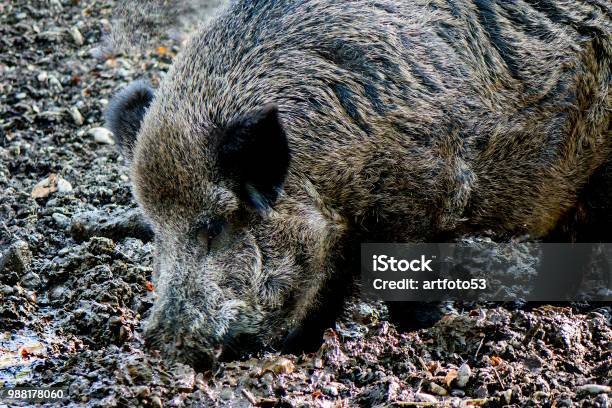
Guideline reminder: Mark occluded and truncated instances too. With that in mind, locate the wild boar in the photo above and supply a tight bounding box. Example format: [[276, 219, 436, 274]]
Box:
[[106, 0, 611, 367]]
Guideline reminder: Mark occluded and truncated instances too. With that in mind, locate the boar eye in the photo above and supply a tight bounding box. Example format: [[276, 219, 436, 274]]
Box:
[[195, 219, 224, 250]]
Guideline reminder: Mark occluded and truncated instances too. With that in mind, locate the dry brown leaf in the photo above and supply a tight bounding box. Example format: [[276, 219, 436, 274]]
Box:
[[491, 356, 504, 367], [427, 360, 440, 373], [262, 357, 294, 375], [445, 369, 458, 387]]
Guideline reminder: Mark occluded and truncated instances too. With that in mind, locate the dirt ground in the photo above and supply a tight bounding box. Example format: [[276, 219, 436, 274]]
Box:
[[0, 1, 610, 407]]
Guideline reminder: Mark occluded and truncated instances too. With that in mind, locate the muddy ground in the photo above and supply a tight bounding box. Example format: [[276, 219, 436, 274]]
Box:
[[0, 1, 611, 407]]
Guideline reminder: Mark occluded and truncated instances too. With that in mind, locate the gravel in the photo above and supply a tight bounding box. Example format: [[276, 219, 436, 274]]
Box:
[[0, 1, 610, 407]]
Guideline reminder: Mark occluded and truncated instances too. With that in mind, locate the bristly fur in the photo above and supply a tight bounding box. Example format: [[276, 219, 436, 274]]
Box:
[[108, 0, 611, 367], [105, 80, 154, 160]]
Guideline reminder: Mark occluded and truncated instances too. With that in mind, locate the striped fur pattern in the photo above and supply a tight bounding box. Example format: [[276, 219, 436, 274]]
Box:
[[108, 0, 611, 366]]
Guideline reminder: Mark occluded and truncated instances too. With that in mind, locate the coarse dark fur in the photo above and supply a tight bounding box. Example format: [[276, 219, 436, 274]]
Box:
[[106, 0, 612, 367]]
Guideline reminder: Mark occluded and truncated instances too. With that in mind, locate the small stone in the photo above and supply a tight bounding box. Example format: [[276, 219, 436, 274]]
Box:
[[32, 174, 72, 198], [474, 385, 488, 399], [20, 272, 41, 289], [456, 363, 471, 388], [0, 241, 32, 277], [49, 285, 68, 301], [88, 127, 115, 145], [57, 178, 73, 193], [173, 364, 195, 391], [69, 107, 84, 125], [48, 75, 62, 90], [429, 382, 448, 396], [501, 389, 512, 404], [150, 395, 162, 408], [576, 384, 611, 395], [451, 389, 465, 397], [219, 388, 233, 400], [37, 71, 48, 82], [260, 372, 274, 385], [595, 394, 608, 407], [262, 357, 294, 375], [322, 385, 338, 397], [415, 392, 438, 403], [70, 208, 154, 243], [134, 386, 151, 398], [70, 26, 84, 46], [52, 213, 70, 229], [15, 12, 27, 20], [15, 92, 26, 100], [9, 144, 20, 156]]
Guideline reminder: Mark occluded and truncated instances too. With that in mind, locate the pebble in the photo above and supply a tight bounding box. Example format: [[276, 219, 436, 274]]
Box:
[[52, 213, 70, 229], [501, 389, 513, 404], [173, 364, 195, 391], [48, 75, 62, 90], [69, 107, 84, 125], [260, 372, 274, 385], [576, 384, 611, 395], [57, 178, 72, 192], [262, 357, 294, 375], [70, 208, 154, 243], [150, 395, 162, 408], [9, 144, 20, 156], [219, 388, 233, 400], [475, 385, 488, 399], [20, 272, 41, 289], [49, 285, 68, 301], [69, 26, 84, 46], [88, 127, 115, 145], [322, 384, 339, 397], [16, 92, 26, 100], [456, 363, 471, 388], [32, 174, 73, 198], [429, 382, 448, 396], [0, 240, 32, 277], [415, 392, 438, 403], [133, 386, 151, 398]]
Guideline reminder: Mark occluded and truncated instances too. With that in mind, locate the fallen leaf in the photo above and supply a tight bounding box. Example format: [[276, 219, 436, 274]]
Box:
[[262, 357, 294, 375], [428, 361, 440, 373], [491, 356, 504, 367], [445, 369, 458, 387]]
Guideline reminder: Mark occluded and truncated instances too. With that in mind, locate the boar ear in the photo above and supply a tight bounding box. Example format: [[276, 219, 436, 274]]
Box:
[[105, 80, 154, 161], [219, 104, 290, 214]]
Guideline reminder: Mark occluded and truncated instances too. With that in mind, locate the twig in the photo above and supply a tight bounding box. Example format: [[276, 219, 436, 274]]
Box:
[[493, 366, 506, 389], [389, 402, 439, 407], [474, 337, 484, 358], [241, 388, 258, 406]]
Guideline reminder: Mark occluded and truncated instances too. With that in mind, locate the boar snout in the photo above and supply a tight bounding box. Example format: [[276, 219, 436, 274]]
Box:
[[143, 273, 267, 368]]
